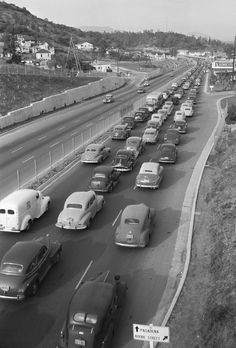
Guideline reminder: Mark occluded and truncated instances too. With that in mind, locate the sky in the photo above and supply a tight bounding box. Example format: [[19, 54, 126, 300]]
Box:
[[3, 0, 236, 42]]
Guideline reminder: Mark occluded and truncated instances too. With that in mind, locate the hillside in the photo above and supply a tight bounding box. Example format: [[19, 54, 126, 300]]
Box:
[[0, 1, 232, 55]]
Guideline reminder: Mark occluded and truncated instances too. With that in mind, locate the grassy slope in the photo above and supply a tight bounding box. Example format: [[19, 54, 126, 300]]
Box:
[[0, 74, 99, 115], [165, 129, 236, 348]]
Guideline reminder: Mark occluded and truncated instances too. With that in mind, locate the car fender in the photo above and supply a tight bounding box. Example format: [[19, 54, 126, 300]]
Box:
[[96, 195, 105, 210], [38, 196, 50, 217], [80, 212, 92, 225], [20, 215, 33, 231]]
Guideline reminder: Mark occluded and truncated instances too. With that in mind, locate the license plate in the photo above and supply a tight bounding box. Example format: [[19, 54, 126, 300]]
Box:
[[75, 339, 85, 346]]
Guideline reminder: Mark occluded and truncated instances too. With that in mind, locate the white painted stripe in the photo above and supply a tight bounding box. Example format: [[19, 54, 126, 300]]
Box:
[[50, 142, 60, 148], [22, 156, 34, 163], [57, 126, 66, 131], [98, 117, 104, 121], [133, 185, 137, 190], [37, 135, 47, 141], [112, 209, 122, 226], [71, 131, 79, 136], [86, 122, 93, 127], [11, 146, 23, 154], [75, 260, 93, 290]]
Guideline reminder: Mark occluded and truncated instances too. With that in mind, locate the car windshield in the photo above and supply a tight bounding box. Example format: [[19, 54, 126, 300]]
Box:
[[66, 203, 83, 209], [86, 148, 97, 152], [127, 140, 139, 146], [1, 263, 23, 273], [123, 117, 133, 122], [114, 127, 123, 131], [124, 218, 140, 224], [145, 131, 155, 135], [161, 146, 174, 155]]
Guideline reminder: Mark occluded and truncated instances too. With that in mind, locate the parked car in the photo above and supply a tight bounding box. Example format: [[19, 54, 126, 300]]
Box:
[[173, 120, 187, 134], [58, 270, 127, 348], [138, 106, 151, 118], [151, 113, 164, 125], [174, 110, 185, 122], [164, 128, 180, 145], [158, 143, 177, 163], [121, 115, 136, 130], [143, 80, 150, 87], [142, 128, 159, 144], [0, 189, 50, 233], [0, 236, 62, 300], [88, 166, 121, 192], [162, 90, 170, 100], [174, 89, 184, 99], [136, 162, 164, 189], [103, 94, 114, 103], [56, 191, 104, 230], [137, 86, 146, 94], [171, 96, 180, 105], [112, 149, 137, 172], [145, 119, 161, 130], [112, 124, 131, 140], [157, 108, 168, 121], [115, 203, 155, 247], [162, 104, 172, 116], [183, 105, 194, 117], [164, 100, 174, 113], [125, 136, 144, 157], [81, 144, 111, 164]]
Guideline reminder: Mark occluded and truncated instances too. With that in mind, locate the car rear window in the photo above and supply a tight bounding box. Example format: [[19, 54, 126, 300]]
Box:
[[66, 203, 83, 209], [124, 218, 140, 224], [0, 209, 5, 214], [73, 312, 98, 324], [1, 263, 23, 273]]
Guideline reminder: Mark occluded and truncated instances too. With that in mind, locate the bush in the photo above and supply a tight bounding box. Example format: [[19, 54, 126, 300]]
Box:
[[225, 104, 236, 124]]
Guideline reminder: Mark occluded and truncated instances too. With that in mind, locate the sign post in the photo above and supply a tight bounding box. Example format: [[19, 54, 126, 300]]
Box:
[[133, 323, 170, 346]]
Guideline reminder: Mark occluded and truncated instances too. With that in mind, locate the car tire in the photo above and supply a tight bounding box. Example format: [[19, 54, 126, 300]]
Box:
[[108, 184, 113, 193], [31, 280, 39, 296], [45, 202, 50, 212], [55, 252, 61, 264], [86, 219, 92, 229], [24, 220, 32, 232]]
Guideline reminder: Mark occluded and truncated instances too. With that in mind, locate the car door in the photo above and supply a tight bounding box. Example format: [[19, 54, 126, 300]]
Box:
[[36, 245, 50, 281]]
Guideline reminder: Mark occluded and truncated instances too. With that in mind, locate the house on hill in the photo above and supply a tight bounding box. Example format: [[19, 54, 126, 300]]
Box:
[[36, 49, 52, 61], [76, 42, 94, 51]]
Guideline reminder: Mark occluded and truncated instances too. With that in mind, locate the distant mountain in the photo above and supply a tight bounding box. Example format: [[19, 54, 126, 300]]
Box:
[[78, 26, 115, 33]]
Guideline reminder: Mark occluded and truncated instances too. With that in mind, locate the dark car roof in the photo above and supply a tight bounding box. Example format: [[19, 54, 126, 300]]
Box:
[[161, 143, 176, 150], [69, 280, 114, 326], [116, 149, 133, 156], [1, 241, 44, 269], [93, 165, 113, 175], [122, 203, 149, 222]]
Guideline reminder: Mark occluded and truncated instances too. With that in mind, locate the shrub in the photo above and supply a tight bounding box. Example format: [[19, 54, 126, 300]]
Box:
[[225, 104, 236, 124]]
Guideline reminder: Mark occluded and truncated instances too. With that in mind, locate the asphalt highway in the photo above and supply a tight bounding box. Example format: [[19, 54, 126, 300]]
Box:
[[0, 67, 219, 348]]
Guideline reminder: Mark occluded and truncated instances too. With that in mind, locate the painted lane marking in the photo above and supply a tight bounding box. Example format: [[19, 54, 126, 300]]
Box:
[[75, 260, 93, 290], [50, 142, 60, 148], [57, 126, 66, 131], [37, 135, 47, 141], [22, 156, 34, 163], [11, 146, 23, 154], [112, 209, 122, 226]]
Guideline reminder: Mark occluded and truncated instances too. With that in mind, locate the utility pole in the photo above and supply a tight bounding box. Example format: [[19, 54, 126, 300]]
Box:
[[232, 36, 236, 88]]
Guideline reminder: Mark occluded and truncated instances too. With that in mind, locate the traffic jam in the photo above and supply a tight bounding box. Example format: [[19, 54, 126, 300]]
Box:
[[0, 64, 204, 348]]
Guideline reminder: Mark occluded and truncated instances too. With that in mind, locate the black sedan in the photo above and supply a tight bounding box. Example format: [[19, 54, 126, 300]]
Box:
[[158, 143, 177, 163], [88, 165, 121, 192], [112, 149, 137, 172], [59, 271, 127, 348], [0, 237, 62, 300]]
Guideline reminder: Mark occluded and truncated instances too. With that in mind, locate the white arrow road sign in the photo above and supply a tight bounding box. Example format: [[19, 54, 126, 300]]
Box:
[[133, 323, 170, 343]]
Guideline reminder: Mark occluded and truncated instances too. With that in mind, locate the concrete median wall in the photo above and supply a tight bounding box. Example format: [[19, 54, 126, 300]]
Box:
[[0, 76, 125, 130]]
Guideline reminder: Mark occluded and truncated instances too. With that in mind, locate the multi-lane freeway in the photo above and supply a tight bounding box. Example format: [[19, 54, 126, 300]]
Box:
[[0, 66, 218, 348]]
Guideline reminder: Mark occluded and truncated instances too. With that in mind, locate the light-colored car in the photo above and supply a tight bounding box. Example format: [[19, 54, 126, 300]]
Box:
[[162, 104, 172, 116], [103, 94, 114, 103], [125, 136, 144, 157], [158, 108, 168, 121], [56, 191, 104, 230], [115, 203, 155, 247], [174, 110, 186, 122], [136, 162, 164, 189], [151, 113, 164, 125], [81, 144, 111, 164], [145, 120, 162, 130], [0, 189, 50, 233], [142, 128, 159, 144], [183, 106, 193, 117]]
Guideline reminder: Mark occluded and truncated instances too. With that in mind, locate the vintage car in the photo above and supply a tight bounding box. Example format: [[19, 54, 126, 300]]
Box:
[[143, 80, 150, 87], [145, 120, 161, 130], [162, 104, 172, 116], [125, 136, 144, 157], [136, 162, 164, 189], [115, 203, 154, 247], [103, 94, 114, 103], [171, 96, 180, 105], [111, 124, 131, 140], [137, 86, 146, 94], [88, 166, 121, 192], [173, 120, 187, 134], [164, 128, 180, 145], [174, 110, 186, 122], [183, 105, 194, 117], [121, 115, 136, 130], [174, 88, 184, 99], [138, 107, 151, 119], [134, 110, 148, 122], [0, 237, 62, 300], [58, 270, 127, 348], [158, 143, 177, 163], [142, 128, 159, 144], [112, 149, 137, 172], [164, 100, 174, 114], [0, 189, 50, 233], [162, 90, 170, 100], [157, 108, 168, 121], [81, 144, 111, 164], [56, 191, 104, 230], [151, 113, 164, 125]]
